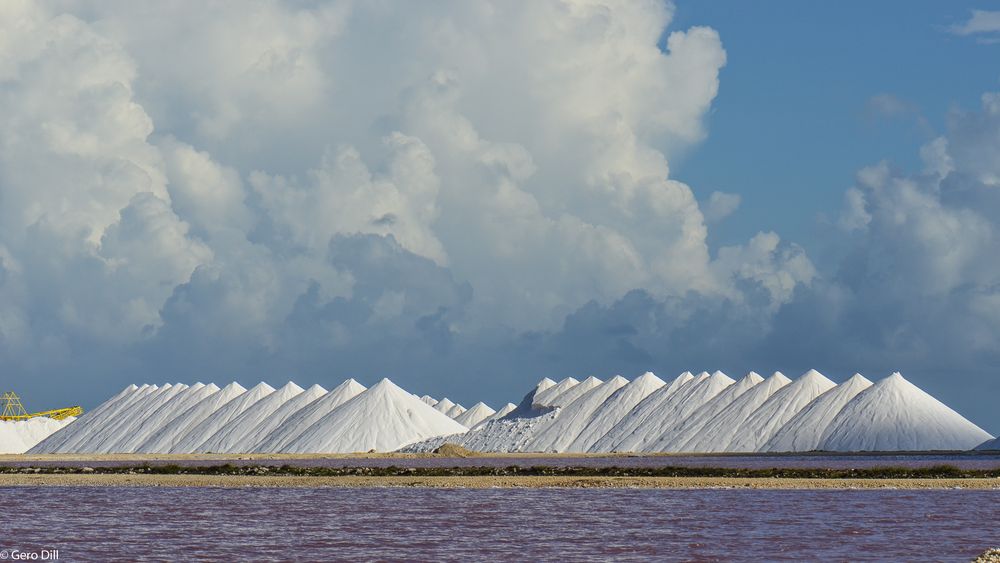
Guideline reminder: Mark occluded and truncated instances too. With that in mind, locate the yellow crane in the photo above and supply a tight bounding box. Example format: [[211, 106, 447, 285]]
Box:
[[0, 391, 82, 421]]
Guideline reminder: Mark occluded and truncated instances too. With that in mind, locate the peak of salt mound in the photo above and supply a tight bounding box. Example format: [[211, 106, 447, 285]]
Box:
[[282, 378, 468, 453], [535, 378, 557, 394], [672, 372, 791, 453], [532, 377, 580, 408], [589, 372, 700, 452], [420, 395, 437, 406], [526, 376, 629, 453], [172, 382, 276, 453], [819, 372, 993, 451], [433, 398, 456, 414], [231, 383, 327, 452], [455, 402, 496, 428], [135, 382, 247, 453], [649, 371, 764, 452], [763, 374, 873, 452], [197, 382, 305, 453], [726, 370, 836, 452], [251, 379, 366, 452], [106, 383, 221, 453], [547, 376, 602, 409], [614, 371, 734, 453], [475, 402, 518, 428], [568, 372, 665, 452], [445, 403, 467, 418], [31, 383, 148, 453]]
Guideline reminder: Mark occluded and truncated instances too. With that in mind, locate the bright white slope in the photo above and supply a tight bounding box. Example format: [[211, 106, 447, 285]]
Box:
[[93, 383, 196, 453], [673, 371, 791, 453], [818, 373, 993, 451], [454, 402, 496, 427], [649, 372, 764, 452], [0, 417, 76, 454], [568, 372, 665, 452], [282, 379, 468, 453], [532, 377, 580, 408], [589, 372, 696, 452], [106, 383, 221, 453], [172, 382, 276, 453], [445, 404, 467, 418], [726, 370, 836, 452], [82, 384, 183, 453], [762, 374, 873, 453], [526, 375, 629, 452], [401, 410, 560, 453], [136, 382, 247, 453], [617, 371, 734, 453], [433, 398, 456, 414], [251, 379, 367, 452], [30, 384, 140, 453], [197, 382, 304, 453], [231, 384, 327, 452]]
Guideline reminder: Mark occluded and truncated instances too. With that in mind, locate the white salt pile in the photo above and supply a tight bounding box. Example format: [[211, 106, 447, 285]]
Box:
[[676, 372, 791, 453], [818, 373, 993, 451], [648, 371, 764, 452], [281, 379, 468, 453], [454, 402, 496, 427], [29, 369, 995, 455], [726, 370, 836, 452], [568, 372, 665, 452], [0, 417, 76, 454], [252, 379, 367, 452], [762, 374, 872, 452]]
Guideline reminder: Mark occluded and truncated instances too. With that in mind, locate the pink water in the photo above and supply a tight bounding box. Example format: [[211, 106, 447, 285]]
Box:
[[0, 486, 997, 561]]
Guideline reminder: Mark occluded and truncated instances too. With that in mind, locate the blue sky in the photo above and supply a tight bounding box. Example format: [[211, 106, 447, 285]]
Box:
[[2, 1, 999, 436], [674, 1, 999, 252]]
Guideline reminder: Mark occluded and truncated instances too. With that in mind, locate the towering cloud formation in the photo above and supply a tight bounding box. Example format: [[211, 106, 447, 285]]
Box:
[[4, 1, 995, 432]]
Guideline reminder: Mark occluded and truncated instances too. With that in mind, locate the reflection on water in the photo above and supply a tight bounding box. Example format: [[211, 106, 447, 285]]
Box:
[[0, 486, 997, 561]]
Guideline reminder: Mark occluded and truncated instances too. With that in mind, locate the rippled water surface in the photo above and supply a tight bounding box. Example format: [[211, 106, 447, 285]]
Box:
[[0, 486, 997, 561]]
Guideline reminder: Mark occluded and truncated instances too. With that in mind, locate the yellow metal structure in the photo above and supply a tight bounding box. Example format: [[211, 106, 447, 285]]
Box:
[[0, 391, 82, 421]]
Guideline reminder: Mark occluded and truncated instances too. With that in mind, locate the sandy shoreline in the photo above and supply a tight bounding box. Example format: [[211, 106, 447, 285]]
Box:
[[1, 474, 998, 489]]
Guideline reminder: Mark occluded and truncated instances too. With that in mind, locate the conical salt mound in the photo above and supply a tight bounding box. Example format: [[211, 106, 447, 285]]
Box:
[[31, 383, 147, 453], [475, 402, 518, 428], [675, 371, 791, 453], [618, 371, 733, 453], [570, 372, 665, 452], [252, 379, 366, 452], [726, 370, 836, 452], [547, 376, 602, 409], [532, 377, 580, 408], [445, 403, 467, 418], [762, 374, 873, 452], [197, 382, 305, 453], [589, 372, 697, 452], [526, 376, 630, 453], [234, 384, 327, 452], [173, 382, 276, 453], [282, 378, 469, 453], [433, 398, 456, 414], [2, 418, 77, 454], [45, 385, 159, 453], [136, 382, 247, 453], [818, 373, 993, 451], [649, 372, 764, 452], [455, 402, 496, 427], [80, 384, 182, 453], [107, 383, 221, 453]]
